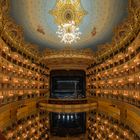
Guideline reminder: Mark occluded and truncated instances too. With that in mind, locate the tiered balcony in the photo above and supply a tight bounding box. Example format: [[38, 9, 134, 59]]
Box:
[[87, 32, 140, 107], [87, 111, 139, 140], [2, 111, 49, 140], [0, 38, 49, 105]]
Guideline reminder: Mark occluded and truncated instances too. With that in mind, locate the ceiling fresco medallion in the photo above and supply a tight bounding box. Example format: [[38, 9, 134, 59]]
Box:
[[49, 0, 87, 44], [49, 0, 87, 25]]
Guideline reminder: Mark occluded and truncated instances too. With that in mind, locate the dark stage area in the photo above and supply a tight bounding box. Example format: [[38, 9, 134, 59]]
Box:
[[50, 112, 86, 137], [50, 70, 86, 99]]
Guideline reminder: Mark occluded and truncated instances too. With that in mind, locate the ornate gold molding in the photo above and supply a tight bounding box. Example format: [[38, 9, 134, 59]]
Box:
[[42, 47, 94, 59], [49, 0, 87, 25], [39, 99, 97, 113], [94, 0, 140, 61], [0, 0, 139, 66], [0, 0, 40, 60], [40, 47, 94, 70]]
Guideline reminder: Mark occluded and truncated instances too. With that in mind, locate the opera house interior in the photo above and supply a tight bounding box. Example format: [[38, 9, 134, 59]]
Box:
[[0, 0, 140, 139]]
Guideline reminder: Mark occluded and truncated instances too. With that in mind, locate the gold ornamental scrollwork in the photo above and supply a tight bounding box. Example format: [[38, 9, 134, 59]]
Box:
[[0, 0, 139, 62], [49, 0, 87, 25]]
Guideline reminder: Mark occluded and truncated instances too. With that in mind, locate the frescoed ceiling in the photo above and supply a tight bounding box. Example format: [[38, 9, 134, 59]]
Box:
[[10, 0, 128, 50]]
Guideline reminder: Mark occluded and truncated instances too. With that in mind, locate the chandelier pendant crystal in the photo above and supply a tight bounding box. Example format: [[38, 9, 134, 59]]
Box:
[[56, 21, 82, 44], [50, 0, 87, 45]]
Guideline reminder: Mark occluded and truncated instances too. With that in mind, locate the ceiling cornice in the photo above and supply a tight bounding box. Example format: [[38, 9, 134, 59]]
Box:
[[0, 0, 139, 66]]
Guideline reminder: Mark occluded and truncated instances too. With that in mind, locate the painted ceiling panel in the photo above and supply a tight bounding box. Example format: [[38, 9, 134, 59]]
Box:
[[10, 0, 128, 50]]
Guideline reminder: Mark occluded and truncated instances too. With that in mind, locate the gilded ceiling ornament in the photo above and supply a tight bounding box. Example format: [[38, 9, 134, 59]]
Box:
[[49, 0, 87, 25], [49, 0, 87, 44]]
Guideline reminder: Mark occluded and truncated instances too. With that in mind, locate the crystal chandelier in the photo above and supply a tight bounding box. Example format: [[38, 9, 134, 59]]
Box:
[[50, 0, 87, 45], [56, 21, 82, 44]]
